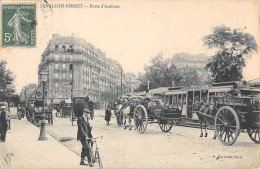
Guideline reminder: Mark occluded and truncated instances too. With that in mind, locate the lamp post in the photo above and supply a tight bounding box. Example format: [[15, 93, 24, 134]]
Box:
[[69, 64, 73, 107], [5, 81, 11, 113], [38, 70, 48, 141]]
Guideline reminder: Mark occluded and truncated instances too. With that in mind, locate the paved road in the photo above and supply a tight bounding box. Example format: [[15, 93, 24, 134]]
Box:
[[46, 110, 260, 168]]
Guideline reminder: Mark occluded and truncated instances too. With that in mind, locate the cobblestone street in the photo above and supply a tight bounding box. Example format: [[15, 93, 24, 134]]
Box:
[[45, 110, 260, 168]]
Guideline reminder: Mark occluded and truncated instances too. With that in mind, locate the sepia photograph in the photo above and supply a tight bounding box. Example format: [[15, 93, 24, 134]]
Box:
[[0, 0, 259, 168]]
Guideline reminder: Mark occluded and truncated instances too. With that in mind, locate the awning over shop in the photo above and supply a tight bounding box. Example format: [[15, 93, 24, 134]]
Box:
[[52, 98, 63, 104], [52, 98, 71, 104]]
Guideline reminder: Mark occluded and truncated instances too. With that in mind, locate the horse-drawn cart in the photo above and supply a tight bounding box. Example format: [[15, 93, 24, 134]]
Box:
[[213, 90, 260, 146], [133, 97, 181, 133], [115, 94, 181, 133], [196, 87, 260, 146]]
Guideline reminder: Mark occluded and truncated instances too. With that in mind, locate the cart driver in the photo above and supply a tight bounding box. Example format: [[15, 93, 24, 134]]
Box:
[[231, 83, 242, 97]]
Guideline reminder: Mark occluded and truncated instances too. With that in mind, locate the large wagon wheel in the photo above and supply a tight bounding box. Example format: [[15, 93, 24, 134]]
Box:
[[134, 105, 148, 134], [159, 119, 173, 132], [247, 128, 260, 144], [214, 106, 240, 146]]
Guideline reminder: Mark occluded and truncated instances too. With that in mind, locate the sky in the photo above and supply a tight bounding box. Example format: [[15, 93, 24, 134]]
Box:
[[0, 0, 259, 94]]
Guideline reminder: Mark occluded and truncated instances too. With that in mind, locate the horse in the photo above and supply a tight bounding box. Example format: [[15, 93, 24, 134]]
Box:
[[115, 103, 124, 125], [123, 105, 132, 130], [194, 102, 217, 138]]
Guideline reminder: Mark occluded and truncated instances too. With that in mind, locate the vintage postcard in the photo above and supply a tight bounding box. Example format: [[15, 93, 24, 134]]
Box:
[[0, 0, 259, 169]]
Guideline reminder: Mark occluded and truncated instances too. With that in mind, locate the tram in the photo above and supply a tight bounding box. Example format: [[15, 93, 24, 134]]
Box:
[[164, 81, 251, 125]]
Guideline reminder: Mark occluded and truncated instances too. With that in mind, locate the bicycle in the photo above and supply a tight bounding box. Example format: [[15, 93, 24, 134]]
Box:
[[87, 136, 103, 169]]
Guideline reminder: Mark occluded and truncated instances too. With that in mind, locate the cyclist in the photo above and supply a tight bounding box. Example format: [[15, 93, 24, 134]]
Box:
[[74, 96, 94, 167]]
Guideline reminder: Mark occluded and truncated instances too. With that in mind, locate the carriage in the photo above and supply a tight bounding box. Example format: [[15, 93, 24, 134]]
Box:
[[133, 96, 182, 133], [116, 94, 182, 133], [60, 100, 72, 118], [214, 88, 259, 145], [196, 87, 260, 146], [27, 100, 53, 125]]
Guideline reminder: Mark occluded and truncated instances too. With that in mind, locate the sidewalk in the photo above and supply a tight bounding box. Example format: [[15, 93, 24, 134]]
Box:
[[0, 118, 92, 169]]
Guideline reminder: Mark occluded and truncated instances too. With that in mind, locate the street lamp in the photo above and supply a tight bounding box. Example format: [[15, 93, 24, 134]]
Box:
[[38, 70, 48, 141], [5, 81, 11, 113]]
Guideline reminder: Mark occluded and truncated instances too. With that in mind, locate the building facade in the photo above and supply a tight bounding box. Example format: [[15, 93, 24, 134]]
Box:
[[20, 84, 38, 105], [38, 34, 135, 108], [171, 53, 211, 82]]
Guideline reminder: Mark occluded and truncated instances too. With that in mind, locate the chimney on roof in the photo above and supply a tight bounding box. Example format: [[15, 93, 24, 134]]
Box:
[[52, 34, 60, 39]]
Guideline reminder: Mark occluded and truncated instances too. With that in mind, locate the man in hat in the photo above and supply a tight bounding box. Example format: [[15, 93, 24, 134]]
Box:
[[0, 106, 8, 142], [73, 96, 93, 167], [105, 105, 112, 125]]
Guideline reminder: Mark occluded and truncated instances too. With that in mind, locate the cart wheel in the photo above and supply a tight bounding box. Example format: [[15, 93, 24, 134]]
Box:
[[248, 128, 260, 144], [215, 106, 240, 146], [134, 105, 148, 134], [159, 120, 173, 132]]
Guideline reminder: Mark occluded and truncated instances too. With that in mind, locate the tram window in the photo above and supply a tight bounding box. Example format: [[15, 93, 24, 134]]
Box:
[[173, 95, 177, 105], [201, 90, 208, 103], [178, 94, 182, 105], [169, 95, 173, 105], [209, 92, 215, 104], [165, 95, 169, 105], [216, 92, 222, 96], [183, 94, 186, 105], [194, 91, 200, 103]]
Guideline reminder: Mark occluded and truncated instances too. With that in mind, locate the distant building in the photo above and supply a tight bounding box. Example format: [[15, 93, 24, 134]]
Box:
[[122, 73, 140, 94], [171, 53, 211, 82], [20, 84, 38, 105], [38, 34, 137, 108]]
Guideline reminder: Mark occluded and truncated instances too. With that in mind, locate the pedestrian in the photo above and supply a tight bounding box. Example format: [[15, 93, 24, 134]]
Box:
[[52, 108, 57, 120], [0, 106, 8, 142], [105, 105, 112, 125], [88, 100, 94, 120], [73, 96, 93, 167]]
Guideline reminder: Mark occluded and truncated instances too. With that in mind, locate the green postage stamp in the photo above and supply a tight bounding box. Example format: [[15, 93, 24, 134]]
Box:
[[2, 4, 36, 47]]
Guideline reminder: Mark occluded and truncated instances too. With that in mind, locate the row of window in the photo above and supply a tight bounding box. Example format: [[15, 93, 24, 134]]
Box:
[[165, 90, 230, 107], [55, 44, 74, 52], [54, 73, 72, 80], [165, 94, 187, 106]]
